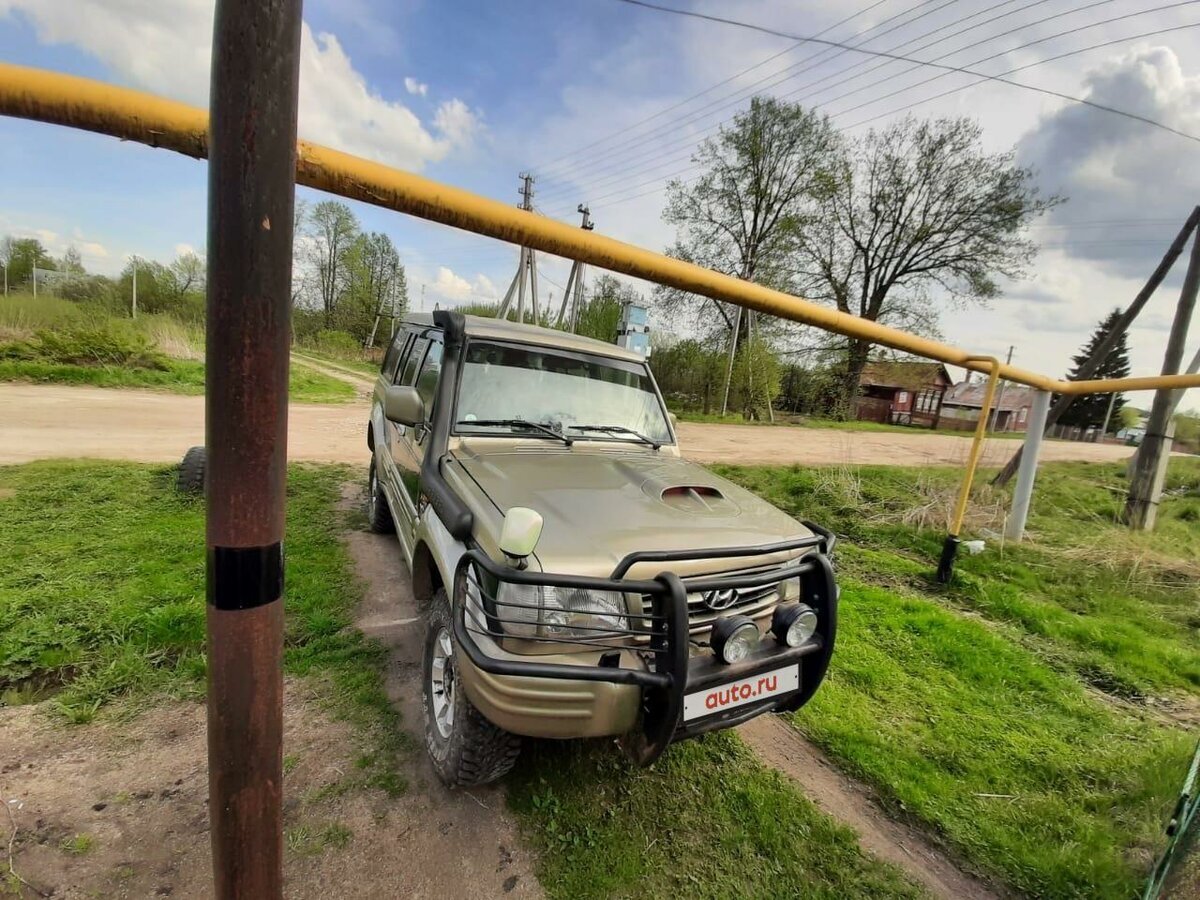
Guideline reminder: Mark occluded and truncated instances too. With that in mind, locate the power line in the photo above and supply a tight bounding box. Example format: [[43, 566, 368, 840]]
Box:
[[538, 0, 973, 198], [608, 0, 1200, 142], [841, 19, 1200, 129], [568, 19, 1200, 213], [541, 0, 1123, 209], [531, 0, 895, 176]]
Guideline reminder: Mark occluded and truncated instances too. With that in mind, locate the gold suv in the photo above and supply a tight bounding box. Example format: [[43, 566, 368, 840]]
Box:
[[366, 311, 837, 785]]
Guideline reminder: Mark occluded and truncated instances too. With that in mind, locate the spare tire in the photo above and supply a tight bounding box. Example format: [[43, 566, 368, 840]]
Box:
[[177, 446, 206, 495]]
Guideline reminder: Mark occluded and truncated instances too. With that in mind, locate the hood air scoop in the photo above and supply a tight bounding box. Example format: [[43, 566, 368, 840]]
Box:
[[656, 484, 737, 514]]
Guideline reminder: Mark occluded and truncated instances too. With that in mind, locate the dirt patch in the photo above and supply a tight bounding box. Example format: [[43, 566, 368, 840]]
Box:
[[0, 383, 1142, 469], [0, 678, 538, 899], [739, 715, 1004, 900]]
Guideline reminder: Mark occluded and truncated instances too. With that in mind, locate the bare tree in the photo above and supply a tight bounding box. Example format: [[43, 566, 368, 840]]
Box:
[[306, 200, 359, 327], [656, 96, 839, 345], [60, 245, 85, 274], [168, 251, 205, 299], [796, 116, 1059, 415]]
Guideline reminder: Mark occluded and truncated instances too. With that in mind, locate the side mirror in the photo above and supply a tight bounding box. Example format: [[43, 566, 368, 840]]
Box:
[[499, 507, 543, 562], [383, 385, 424, 427], [668, 412, 678, 427]]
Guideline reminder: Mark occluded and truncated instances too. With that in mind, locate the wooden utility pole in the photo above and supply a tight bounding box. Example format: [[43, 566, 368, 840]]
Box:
[[1124, 229, 1200, 529], [992, 207, 1200, 487], [205, 0, 302, 896]]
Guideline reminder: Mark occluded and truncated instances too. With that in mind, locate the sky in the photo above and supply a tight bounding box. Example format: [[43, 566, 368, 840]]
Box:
[[1, 0, 1198, 406]]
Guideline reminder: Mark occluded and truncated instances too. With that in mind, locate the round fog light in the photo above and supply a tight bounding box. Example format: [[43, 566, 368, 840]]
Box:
[[710, 615, 759, 664], [772, 603, 818, 648]]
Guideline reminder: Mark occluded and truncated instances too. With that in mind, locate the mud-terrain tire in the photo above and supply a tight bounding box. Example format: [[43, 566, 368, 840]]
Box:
[[422, 587, 521, 786], [177, 446, 206, 495], [366, 458, 394, 534]]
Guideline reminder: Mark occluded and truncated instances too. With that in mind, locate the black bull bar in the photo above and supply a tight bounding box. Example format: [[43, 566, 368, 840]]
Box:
[[451, 527, 838, 765]]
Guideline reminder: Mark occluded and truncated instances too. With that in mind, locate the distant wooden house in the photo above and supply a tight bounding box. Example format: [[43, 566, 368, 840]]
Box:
[[939, 381, 1038, 432], [854, 361, 953, 428]]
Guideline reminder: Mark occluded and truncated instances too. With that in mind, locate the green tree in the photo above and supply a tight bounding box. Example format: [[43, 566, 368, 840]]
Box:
[[1060, 309, 1131, 431], [118, 258, 173, 314], [576, 274, 634, 344], [656, 96, 839, 348], [1, 237, 54, 287], [1116, 406, 1142, 431], [343, 231, 407, 344], [730, 335, 781, 420], [650, 337, 726, 414], [795, 116, 1059, 415]]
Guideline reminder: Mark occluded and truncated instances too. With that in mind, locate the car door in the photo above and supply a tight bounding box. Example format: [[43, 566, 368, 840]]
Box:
[[379, 331, 428, 539], [371, 328, 417, 543], [398, 334, 445, 516]]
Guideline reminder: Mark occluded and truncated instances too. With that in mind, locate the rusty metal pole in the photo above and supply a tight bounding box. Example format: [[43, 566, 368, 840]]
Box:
[[205, 1, 302, 897]]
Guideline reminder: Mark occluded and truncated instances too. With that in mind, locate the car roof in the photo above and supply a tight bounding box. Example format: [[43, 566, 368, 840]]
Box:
[[402, 312, 644, 363]]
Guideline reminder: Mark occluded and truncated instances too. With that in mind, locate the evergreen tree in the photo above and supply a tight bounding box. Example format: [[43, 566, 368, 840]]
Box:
[[1060, 308, 1130, 431]]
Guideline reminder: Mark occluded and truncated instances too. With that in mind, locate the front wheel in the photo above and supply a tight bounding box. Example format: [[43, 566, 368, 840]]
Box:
[[422, 588, 520, 786]]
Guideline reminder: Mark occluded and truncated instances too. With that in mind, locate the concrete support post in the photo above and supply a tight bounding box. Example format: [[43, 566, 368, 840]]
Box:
[[1005, 389, 1052, 542]]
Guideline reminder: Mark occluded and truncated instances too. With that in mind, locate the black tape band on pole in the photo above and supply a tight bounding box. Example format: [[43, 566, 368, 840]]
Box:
[[207, 544, 284, 610]]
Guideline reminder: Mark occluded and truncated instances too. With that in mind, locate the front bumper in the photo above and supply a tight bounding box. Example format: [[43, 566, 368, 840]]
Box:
[[452, 528, 838, 765]]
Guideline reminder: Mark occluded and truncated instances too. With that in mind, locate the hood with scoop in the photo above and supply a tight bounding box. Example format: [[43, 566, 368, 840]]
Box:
[[454, 444, 812, 577]]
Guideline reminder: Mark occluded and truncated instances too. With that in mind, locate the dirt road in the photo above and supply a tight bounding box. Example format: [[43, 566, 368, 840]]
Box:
[[0, 382, 1138, 468]]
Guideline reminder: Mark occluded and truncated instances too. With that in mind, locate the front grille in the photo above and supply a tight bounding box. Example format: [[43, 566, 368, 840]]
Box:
[[640, 564, 784, 636]]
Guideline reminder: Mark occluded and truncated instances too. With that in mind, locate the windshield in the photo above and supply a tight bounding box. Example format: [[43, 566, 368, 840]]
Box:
[[455, 339, 672, 445]]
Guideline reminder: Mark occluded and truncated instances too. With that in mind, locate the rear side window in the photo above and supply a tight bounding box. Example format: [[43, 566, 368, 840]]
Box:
[[383, 331, 412, 382], [398, 337, 429, 386]]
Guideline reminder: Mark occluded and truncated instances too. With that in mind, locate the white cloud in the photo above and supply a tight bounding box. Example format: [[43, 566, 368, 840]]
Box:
[[433, 266, 473, 300], [1017, 45, 1200, 279], [0, 1, 480, 169], [473, 274, 497, 299], [79, 241, 109, 260], [404, 76, 428, 97], [174, 242, 197, 258]]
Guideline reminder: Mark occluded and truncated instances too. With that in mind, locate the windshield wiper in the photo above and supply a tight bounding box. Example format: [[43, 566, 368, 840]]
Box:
[[458, 418, 573, 446], [569, 424, 661, 450]]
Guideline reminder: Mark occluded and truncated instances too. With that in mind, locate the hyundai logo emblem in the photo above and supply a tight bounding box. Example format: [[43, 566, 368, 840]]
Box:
[[701, 588, 740, 611]]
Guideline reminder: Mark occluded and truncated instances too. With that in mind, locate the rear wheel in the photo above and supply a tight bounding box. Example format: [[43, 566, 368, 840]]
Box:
[[177, 446, 206, 495], [366, 459, 394, 534], [422, 587, 521, 786]]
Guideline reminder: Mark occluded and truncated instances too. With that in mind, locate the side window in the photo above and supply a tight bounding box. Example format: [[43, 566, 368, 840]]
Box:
[[398, 337, 429, 386], [381, 331, 408, 380], [414, 340, 444, 413]]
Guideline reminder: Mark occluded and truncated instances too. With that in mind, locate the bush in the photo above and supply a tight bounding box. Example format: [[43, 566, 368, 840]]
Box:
[[307, 329, 361, 357], [0, 321, 169, 370]]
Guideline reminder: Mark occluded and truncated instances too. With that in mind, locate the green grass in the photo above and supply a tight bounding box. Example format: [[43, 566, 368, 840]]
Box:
[[0, 358, 354, 403], [508, 734, 924, 900], [0, 296, 353, 403], [59, 833, 95, 856], [285, 821, 353, 856], [0, 461, 405, 792], [711, 459, 1200, 898], [295, 349, 382, 378]]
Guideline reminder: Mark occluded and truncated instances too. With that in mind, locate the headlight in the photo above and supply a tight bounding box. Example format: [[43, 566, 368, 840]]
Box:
[[495, 582, 628, 638], [711, 615, 760, 664], [771, 603, 818, 648]]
